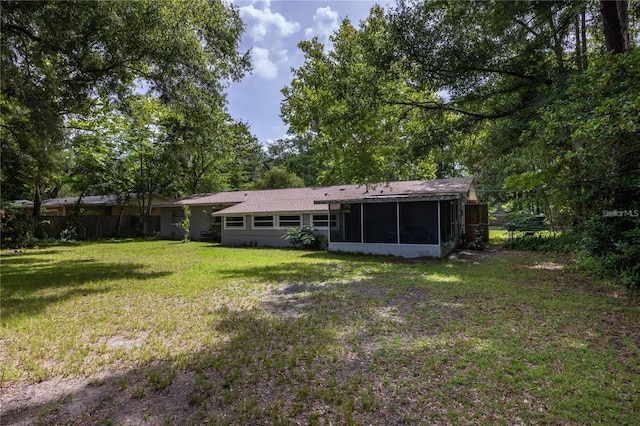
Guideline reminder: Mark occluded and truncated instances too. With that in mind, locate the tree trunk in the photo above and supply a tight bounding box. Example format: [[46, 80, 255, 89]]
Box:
[[575, 15, 583, 71], [581, 10, 588, 69], [600, 0, 630, 54], [32, 186, 42, 217]]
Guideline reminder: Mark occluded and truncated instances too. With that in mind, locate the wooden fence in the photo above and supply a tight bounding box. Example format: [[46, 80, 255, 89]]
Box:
[[35, 215, 161, 239]]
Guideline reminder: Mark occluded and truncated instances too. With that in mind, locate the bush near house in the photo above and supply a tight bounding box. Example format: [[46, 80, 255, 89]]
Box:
[[282, 226, 320, 248]]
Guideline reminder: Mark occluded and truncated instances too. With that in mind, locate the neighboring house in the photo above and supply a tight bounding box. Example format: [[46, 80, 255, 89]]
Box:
[[39, 194, 169, 217], [10, 200, 34, 209], [159, 178, 478, 257]]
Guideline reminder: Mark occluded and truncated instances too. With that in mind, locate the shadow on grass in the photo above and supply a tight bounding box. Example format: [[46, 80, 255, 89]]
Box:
[[216, 261, 359, 285], [2, 257, 172, 320]]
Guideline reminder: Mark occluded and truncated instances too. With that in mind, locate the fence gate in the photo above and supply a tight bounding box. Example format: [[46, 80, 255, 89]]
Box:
[[465, 202, 489, 246]]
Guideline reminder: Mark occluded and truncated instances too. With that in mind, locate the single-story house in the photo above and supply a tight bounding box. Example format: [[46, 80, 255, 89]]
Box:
[[39, 194, 169, 217], [159, 178, 478, 258]]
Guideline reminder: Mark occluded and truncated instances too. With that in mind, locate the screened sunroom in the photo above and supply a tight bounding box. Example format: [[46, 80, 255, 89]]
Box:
[[326, 197, 462, 258]]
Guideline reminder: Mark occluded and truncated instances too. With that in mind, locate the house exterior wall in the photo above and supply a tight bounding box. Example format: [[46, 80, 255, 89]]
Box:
[[160, 208, 181, 238], [42, 207, 66, 216], [190, 207, 215, 240], [220, 213, 329, 247], [160, 205, 212, 239]]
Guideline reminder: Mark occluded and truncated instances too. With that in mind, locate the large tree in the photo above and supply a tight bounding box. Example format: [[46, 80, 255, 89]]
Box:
[[1, 0, 249, 214], [387, 0, 637, 210], [281, 6, 444, 185]]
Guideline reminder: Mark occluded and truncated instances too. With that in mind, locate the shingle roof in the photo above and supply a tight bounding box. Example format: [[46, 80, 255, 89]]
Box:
[[41, 195, 120, 207], [170, 178, 475, 216], [211, 199, 327, 215], [41, 194, 169, 207], [315, 178, 475, 204]]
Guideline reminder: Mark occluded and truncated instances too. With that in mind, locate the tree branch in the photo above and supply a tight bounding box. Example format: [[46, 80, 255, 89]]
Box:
[[2, 22, 42, 42], [414, 56, 540, 82], [383, 98, 511, 120]]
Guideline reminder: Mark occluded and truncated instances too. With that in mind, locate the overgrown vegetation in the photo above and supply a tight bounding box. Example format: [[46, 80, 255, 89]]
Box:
[[504, 218, 640, 289], [0, 206, 49, 249], [2, 241, 639, 424]]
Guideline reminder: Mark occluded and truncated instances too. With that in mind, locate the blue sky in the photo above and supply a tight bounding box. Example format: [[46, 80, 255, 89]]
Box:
[[227, 0, 389, 145]]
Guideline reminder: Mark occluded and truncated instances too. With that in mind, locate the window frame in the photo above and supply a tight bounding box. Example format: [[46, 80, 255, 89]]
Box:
[[224, 216, 245, 230], [171, 209, 184, 226], [311, 213, 338, 230], [278, 214, 302, 228], [252, 214, 275, 229]]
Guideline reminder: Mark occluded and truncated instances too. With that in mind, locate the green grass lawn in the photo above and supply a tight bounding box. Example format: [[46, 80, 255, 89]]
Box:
[[2, 240, 639, 424]]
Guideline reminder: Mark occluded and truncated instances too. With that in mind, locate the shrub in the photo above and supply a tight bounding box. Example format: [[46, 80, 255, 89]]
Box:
[[59, 226, 78, 242], [282, 226, 319, 248], [506, 216, 640, 289], [180, 205, 191, 242], [505, 231, 582, 253], [581, 216, 640, 289], [1, 209, 38, 249]]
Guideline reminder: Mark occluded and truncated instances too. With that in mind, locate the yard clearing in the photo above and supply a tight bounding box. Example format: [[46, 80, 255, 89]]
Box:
[[1, 240, 639, 425]]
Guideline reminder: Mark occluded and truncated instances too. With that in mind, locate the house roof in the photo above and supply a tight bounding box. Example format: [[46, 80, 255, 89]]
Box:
[[42, 195, 118, 207], [41, 194, 170, 208], [166, 178, 475, 216], [314, 178, 475, 204], [11, 199, 34, 208]]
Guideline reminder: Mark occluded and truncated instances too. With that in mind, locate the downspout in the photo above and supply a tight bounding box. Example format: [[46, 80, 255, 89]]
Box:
[[327, 205, 331, 246], [360, 202, 364, 244], [219, 215, 224, 245], [396, 202, 400, 244], [437, 200, 442, 256]]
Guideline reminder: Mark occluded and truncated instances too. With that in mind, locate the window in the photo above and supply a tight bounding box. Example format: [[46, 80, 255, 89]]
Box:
[[172, 209, 184, 226], [311, 214, 338, 229], [278, 215, 302, 228], [252, 215, 274, 228], [224, 216, 245, 229]]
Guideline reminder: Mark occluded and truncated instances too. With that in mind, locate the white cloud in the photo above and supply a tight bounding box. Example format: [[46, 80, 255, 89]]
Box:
[[240, 4, 300, 43], [251, 47, 278, 80], [304, 7, 339, 43]]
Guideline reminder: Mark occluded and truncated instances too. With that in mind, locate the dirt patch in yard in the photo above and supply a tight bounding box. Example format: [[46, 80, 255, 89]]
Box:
[[1, 368, 199, 426]]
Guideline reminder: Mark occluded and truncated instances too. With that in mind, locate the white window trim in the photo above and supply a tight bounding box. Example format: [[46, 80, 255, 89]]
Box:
[[252, 215, 275, 229], [224, 216, 245, 230], [311, 213, 338, 230], [277, 214, 303, 228]]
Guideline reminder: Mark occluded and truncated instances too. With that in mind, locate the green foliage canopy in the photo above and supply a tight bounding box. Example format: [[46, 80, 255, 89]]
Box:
[[1, 0, 250, 213]]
